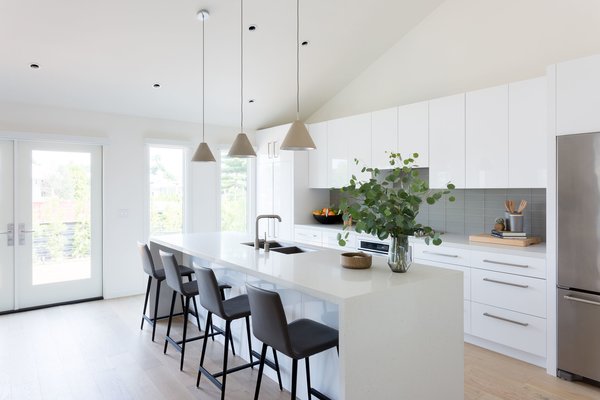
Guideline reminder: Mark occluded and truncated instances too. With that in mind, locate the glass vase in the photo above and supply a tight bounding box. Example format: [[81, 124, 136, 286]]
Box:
[[388, 235, 412, 273]]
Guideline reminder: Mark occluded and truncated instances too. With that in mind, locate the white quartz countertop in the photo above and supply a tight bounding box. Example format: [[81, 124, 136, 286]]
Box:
[[151, 232, 461, 305]]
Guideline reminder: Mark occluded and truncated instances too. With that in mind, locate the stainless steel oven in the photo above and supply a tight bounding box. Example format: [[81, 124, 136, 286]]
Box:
[[357, 236, 390, 256]]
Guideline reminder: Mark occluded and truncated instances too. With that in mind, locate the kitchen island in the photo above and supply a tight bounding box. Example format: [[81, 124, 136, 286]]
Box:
[[151, 232, 463, 400]]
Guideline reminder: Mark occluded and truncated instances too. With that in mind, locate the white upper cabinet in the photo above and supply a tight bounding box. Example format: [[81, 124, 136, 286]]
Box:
[[308, 122, 329, 188], [327, 117, 349, 188], [429, 93, 466, 189], [371, 107, 398, 169], [398, 101, 429, 167], [556, 54, 600, 136], [346, 113, 372, 182], [466, 85, 509, 188], [509, 77, 547, 188]]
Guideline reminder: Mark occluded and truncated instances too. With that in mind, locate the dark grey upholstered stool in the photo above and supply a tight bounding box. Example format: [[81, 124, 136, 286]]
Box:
[[194, 266, 282, 400], [159, 250, 232, 371], [246, 284, 339, 400], [138, 242, 194, 341]]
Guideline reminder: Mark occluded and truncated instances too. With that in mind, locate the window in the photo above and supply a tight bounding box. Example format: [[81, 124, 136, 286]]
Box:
[[148, 146, 185, 235], [220, 150, 249, 232]]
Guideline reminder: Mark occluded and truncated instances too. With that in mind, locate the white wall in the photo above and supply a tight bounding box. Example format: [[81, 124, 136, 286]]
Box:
[[308, 0, 600, 122], [0, 101, 244, 298]]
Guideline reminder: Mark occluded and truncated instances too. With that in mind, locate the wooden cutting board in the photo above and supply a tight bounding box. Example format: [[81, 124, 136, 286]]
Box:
[[469, 233, 542, 247]]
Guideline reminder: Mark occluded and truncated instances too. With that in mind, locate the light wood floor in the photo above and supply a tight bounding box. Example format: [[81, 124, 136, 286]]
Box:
[[1, 296, 599, 400]]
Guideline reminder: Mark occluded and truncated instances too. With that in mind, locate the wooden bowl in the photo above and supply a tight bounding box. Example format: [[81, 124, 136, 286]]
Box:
[[340, 252, 372, 269]]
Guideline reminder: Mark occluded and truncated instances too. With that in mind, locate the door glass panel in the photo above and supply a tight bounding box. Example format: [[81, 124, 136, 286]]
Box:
[[31, 150, 91, 285], [220, 150, 248, 232]]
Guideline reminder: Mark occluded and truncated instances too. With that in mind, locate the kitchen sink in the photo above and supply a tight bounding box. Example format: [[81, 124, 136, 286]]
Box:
[[241, 240, 284, 249], [271, 246, 310, 255]]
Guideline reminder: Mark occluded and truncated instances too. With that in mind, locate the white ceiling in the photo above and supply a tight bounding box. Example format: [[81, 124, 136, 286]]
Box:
[[0, 0, 444, 130]]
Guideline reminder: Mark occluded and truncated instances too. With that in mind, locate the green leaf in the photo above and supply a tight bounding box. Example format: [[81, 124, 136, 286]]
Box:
[[426, 197, 435, 205], [449, 196, 456, 202], [447, 183, 455, 190], [413, 153, 419, 158]]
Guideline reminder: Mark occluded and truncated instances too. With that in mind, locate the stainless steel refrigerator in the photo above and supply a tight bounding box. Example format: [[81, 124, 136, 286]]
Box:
[[557, 132, 600, 382]]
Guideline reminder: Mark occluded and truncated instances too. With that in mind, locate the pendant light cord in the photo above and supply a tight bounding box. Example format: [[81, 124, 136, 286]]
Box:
[[296, 0, 300, 120], [240, 0, 244, 133], [202, 14, 206, 142]]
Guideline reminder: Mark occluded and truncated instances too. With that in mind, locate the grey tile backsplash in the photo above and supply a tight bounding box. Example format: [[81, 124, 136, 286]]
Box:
[[329, 169, 546, 239]]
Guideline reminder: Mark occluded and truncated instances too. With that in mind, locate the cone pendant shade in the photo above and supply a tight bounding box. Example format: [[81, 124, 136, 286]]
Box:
[[227, 133, 256, 158], [192, 141, 216, 162], [281, 120, 316, 150]]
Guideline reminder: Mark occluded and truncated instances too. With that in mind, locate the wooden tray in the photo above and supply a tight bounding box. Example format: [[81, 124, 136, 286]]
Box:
[[469, 233, 542, 247]]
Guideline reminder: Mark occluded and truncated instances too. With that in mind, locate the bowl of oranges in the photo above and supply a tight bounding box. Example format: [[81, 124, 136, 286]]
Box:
[[312, 207, 343, 224]]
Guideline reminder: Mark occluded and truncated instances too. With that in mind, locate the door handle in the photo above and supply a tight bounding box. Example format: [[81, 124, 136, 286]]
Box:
[[423, 250, 459, 258], [1, 223, 14, 246], [483, 312, 529, 327], [483, 259, 528, 268], [564, 295, 600, 307], [18, 223, 35, 245], [483, 277, 529, 289]]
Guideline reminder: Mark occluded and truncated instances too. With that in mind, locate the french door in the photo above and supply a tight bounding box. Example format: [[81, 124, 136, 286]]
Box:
[[0, 140, 102, 312]]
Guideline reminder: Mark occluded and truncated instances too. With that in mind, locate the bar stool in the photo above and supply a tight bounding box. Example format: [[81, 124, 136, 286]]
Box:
[[138, 242, 194, 341], [159, 250, 232, 371], [246, 284, 339, 400], [194, 266, 283, 400]]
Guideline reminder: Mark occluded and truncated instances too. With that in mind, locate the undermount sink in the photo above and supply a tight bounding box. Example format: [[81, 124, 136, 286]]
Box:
[[241, 240, 284, 249], [271, 246, 311, 255]]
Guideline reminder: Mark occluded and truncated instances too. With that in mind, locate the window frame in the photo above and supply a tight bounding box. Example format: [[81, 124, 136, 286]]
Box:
[[144, 141, 190, 239]]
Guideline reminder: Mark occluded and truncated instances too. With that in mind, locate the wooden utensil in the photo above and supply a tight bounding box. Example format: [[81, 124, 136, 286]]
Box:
[[517, 199, 527, 214], [507, 199, 514, 214], [504, 200, 511, 213]]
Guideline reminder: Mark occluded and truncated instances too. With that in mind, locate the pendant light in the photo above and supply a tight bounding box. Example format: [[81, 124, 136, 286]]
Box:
[[280, 0, 316, 151], [192, 9, 216, 162], [228, 0, 256, 158]]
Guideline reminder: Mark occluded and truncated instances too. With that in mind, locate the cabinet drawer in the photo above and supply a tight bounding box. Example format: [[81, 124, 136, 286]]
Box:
[[322, 230, 356, 250], [471, 302, 546, 357], [413, 243, 470, 266], [294, 227, 322, 245], [471, 269, 546, 317], [470, 251, 546, 279], [414, 259, 470, 300]]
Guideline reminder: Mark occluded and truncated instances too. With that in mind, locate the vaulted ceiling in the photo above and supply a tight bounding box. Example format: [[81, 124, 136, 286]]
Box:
[[0, 0, 445, 129]]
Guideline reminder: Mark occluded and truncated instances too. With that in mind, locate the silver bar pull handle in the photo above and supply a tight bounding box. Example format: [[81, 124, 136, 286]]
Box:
[[18, 223, 35, 245], [483, 312, 529, 327], [1, 223, 14, 246], [423, 250, 459, 258], [564, 295, 600, 307], [483, 259, 528, 268], [483, 277, 529, 289]]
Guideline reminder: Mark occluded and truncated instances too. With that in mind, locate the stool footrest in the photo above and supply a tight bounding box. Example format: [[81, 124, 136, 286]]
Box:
[[165, 324, 225, 353], [310, 387, 332, 400], [250, 350, 279, 372]]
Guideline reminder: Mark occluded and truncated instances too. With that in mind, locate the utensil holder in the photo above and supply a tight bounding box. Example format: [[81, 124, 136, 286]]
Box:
[[508, 213, 524, 233]]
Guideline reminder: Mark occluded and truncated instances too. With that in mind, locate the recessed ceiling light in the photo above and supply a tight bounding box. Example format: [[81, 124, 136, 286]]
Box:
[[248, 25, 257, 31], [301, 41, 309, 46], [153, 83, 161, 88], [248, 99, 255, 103], [30, 63, 40, 69]]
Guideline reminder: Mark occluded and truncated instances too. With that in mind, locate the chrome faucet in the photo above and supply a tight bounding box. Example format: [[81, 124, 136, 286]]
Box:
[[255, 214, 282, 250]]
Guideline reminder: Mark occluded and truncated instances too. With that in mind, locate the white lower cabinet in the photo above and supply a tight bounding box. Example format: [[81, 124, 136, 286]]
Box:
[[294, 225, 356, 250], [471, 302, 546, 358], [413, 240, 547, 365], [294, 227, 323, 246]]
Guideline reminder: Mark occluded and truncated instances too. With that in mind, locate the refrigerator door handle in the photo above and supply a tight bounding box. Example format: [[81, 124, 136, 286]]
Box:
[[564, 295, 600, 307]]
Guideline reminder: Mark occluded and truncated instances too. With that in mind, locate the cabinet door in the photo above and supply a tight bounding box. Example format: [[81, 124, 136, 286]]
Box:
[[556, 54, 600, 135], [466, 84, 509, 188], [429, 94, 466, 188], [509, 77, 547, 188], [398, 101, 429, 167], [308, 122, 329, 188], [327, 118, 349, 188], [346, 113, 372, 182], [256, 155, 273, 236], [371, 107, 398, 169]]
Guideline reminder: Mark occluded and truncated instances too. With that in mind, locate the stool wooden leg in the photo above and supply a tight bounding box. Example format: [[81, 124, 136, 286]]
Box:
[[140, 275, 152, 330], [164, 291, 176, 354], [291, 359, 298, 400], [305, 357, 312, 400], [151, 279, 161, 341], [180, 296, 190, 371], [253, 343, 268, 400]]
